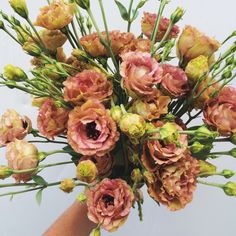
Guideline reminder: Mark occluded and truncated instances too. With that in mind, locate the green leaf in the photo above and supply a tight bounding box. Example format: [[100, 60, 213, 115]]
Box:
[[137, 0, 148, 9], [132, 9, 139, 21], [36, 189, 43, 206], [114, 1, 129, 21], [32, 175, 48, 186]]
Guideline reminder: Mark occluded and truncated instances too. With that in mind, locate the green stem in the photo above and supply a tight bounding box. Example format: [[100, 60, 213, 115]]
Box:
[[28, 140, 68, 145], [71, 20, 81, 48], [197, 180, 224, 188], [127, 0, 134, 32], [3, 28, 22, 45]]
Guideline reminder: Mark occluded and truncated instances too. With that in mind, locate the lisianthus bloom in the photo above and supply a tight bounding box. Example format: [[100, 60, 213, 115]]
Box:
[[86, 178, 134, 232], [79, 153, 114, 177], [142, 121, 188, 170], [0, 109, 31, 147], [67, 100, 119, 156], [76, 160, 98, 183], [203, 86, 236, 136], [80, 30, 134, 57], [148, 153, 199, 211], [63, 70, 113, 105], [129, 90, 170, 121], [120, 52, 163, 98], [141, 12, 179, 42], [121, 38, 152, 54], [35, 0, 75, 30], [6, 139, 39, 183], [161, 64, 189, 97], [37, 98, 70, 139], [177, 25, 220, 65]]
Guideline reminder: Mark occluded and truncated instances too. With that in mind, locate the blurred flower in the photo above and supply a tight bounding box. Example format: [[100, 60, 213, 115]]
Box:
[[35, 0, 75, 30], [63, 70, 112, 105], [177, 25, 220, 65], [0, 166, 13, 180], [37, 98, 69, 139], [86, 178, 134, 232], [76, 160, 98, 183], [60, 178, 75, 193], [161, 64, 189, 97], [80, 30, 134, 57], [6, 139, 39, 183], [79, 153, 114, 177], [203, 86, 236, 136], [0, 109, 32, 147], [9, 0, 28, 19], [148, 153, 199, 211], [129, 90, 170, 121], [121, 38, 151, 54], [3, 64, 27, 81], [141, 12, 179, 42], [67, 100, 119, 156], [120, 52, 163, 98]]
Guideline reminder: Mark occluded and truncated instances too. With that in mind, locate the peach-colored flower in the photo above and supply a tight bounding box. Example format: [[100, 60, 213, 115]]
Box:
[[67, 100, 119, 156], [6, 139, 39, 183], [0, 109, 31, 147], [177, 25, 220, 65], [161, 64, 189, 97], [35, 0, 75, 30], [129, 90, 170, 121], [121, 38, 152, 54], [142, 121, 188, 170], [63, 70, 112, 105], [120, 52, 163, 98], [80, 30, 134, 57], [79, 153, 114, 177], [148, 153, 199, 211], [37, 98, 69, 139], [86, 178, 134, 232], [203, 86, 236, 136], [141, 12, 180, 42]]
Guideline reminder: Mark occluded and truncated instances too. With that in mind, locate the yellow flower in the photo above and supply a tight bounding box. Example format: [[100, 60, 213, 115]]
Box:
[[9, 0, 28, 19], [60, 178, 75, 193]]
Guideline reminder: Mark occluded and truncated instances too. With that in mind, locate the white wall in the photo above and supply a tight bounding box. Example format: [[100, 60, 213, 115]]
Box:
[[0, 1, 236, 236]]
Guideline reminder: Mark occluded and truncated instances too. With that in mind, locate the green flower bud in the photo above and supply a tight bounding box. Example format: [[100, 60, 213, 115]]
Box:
[[222, 69, 232, 79], [226, 55, 234, 65], [131, 168, 143, 183], [159, 122, 178, 143], [230, 133, 236, 144], [72, 48, 87, 60], [9, 0, 29, 19], [229, 148, 236, 158], [3, 64, 27, 81], [0, 20, 5, 30], [0, 166, 13, 180], [23, 42, 42, 56], [76, 192, 87, 203], [222, 170, 235, 179], [170, 7, 184, 24], [195, 126, 219, 140], [91, 227, 101, 236], [190, 141, 213, 156], [76, 160, 98, 183], [110, 105, 123, 123], [16, 25, 29, 44], [86, 17, 92, 32], [223, 182, 236, 196], [75, 0, 90, 10], [199, 160, 217, 177]]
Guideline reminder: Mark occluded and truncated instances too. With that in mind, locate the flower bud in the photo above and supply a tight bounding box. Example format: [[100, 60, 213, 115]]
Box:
[[226, 55, 234, 65], [190, 141, 213, 155], [195, 126, 219, 140], [76, 192, 87, 203], [159, 122, 178, 143], [91, 228, 101, 236], [199, 160, 217, 177], [223, 182, 236, 196], [222, 170, 235, 179], [16, 25, 29, 44], [143, 171, 156, 184], [60, 178, 75, 193], [76, 160, 98, 183], [131, 168, 143, 183], [230, 133, 236, 144], [3, 64, 27, 81], [23, 42, 42, 56], [72, 48, 87, 60], [9, 0, 29, 19], [119, 113, 146, 139], [229, 148, 236, 158], [75, 0, 90, 10], [110, 106, 123, 123], [170, 7, 184, 24], [0, 20, 5, 30], [222, 69, 232, 79], [0, 166, 13, 180]]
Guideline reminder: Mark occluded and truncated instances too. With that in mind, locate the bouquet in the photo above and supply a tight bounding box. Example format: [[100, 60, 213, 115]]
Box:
[[0, 0, 236, 234]]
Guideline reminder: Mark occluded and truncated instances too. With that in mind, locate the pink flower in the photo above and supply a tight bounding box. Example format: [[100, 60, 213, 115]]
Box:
[[141, 12, 180, 42], [121, 38, 152, 54], [203, 87, 236, 136], [86, 178, 134, 232], [63, 70, 112, 105], [0, 109, 31, 147], [67, 100, 119, 156], [37, 98, 70, 139], [161, 64, 189, 97], [6, 139, 39, 183], [120, 52, 163, 98]]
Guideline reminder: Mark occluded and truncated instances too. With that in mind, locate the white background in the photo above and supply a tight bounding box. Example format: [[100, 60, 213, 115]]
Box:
[[0, 0, 236, 236]]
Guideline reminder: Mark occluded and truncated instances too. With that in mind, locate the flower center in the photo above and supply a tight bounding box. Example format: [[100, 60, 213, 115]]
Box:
[[102, 194, 114, 207], [86, 121, 101, 140]]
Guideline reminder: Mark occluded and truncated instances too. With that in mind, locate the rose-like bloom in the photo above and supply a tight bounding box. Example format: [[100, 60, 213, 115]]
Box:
[[67, 100, 119, 156], [80, 30, 134, 57], [121, 38, 152, 54], [76, 160, 98, 183], [177, 25, 220, 65], [86, 178, 134, 232], [80, 153, 114, 177], [37, 98, 70, 139], [6, 139, 39, 183], [60, 178, 75, 193], [142, 121, 188, 170], [0, 109, 31, 147], [120, 52, 163, 98], [161, 64, 189, 97], [129, 90, 170, 121], [35, 0, 75, 30], [148, 153, 199, 211], [141, 12, 179, 42], [63, 70, 113, 105], [203, 86, 236, 136]]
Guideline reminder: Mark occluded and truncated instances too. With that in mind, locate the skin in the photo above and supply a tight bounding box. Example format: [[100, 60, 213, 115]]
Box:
[[43, 202, 96, 236]]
